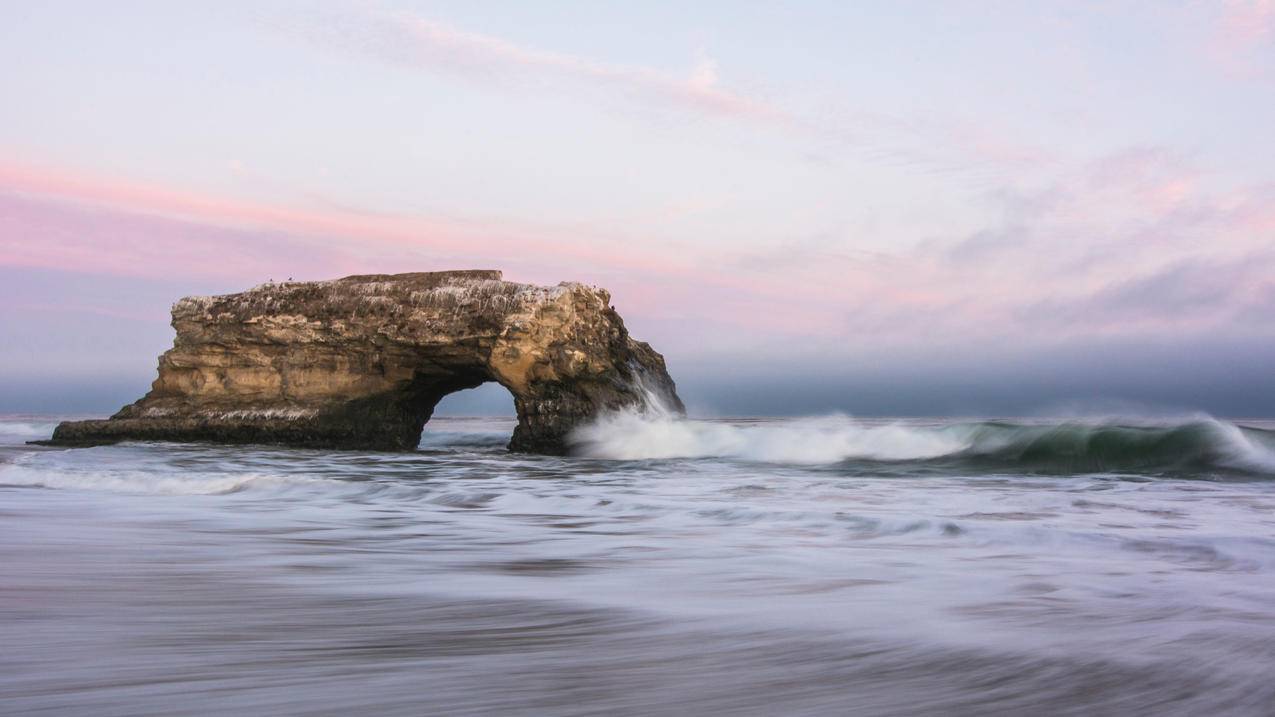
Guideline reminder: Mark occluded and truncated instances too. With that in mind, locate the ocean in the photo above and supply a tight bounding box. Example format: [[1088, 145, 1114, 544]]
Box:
[[4, 413, 1275, 715]]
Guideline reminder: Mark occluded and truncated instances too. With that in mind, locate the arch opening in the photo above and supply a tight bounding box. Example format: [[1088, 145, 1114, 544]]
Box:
[[431, 381, 517, 418], [418, 381, 517, 451]]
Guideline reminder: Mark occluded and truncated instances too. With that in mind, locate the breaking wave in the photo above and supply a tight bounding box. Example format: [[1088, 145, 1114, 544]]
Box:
[[570, 412, 1275, 476], [0, 418, 62, 442]]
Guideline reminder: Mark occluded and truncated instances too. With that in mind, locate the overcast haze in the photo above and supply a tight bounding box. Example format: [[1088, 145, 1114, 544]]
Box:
[[3, 1, 1275, 416]]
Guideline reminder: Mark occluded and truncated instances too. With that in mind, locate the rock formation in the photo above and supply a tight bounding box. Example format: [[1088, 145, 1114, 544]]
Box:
[[46, 271, 682, 453]]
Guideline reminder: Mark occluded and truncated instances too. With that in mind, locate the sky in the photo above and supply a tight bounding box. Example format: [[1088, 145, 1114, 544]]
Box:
[[3, 0, 1275, 417]]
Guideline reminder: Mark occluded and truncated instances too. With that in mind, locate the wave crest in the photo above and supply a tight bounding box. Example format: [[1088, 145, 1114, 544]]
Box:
[[570, 412, 1275, 476]]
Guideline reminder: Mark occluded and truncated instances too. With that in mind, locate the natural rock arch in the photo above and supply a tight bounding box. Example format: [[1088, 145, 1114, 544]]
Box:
[[48, 271, 683, 453]]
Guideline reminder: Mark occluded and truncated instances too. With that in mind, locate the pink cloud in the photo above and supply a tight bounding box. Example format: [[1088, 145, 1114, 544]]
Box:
[[0, 191, 361, 282], [291, 8, 783, 123], [0, 159, 702, 285], [0, 160, 480, 255], [1205, 0, 1275, 77], [1221, 0, 1275, 44]]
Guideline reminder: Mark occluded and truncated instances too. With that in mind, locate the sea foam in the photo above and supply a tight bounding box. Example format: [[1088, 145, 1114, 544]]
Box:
[[570, 412, 968, 463]]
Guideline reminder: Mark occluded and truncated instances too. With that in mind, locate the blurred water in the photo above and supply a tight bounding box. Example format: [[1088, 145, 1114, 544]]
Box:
[[4, 415, 1275, 715]]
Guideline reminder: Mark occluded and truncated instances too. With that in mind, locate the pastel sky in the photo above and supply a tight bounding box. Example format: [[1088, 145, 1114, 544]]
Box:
[[3, 1, 1275, 416]]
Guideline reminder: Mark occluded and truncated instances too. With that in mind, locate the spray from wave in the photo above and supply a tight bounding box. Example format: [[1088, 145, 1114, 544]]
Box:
[[571, 413, 967, 463], [570, 404, 1275, 476], [0, 418, 62, 442]]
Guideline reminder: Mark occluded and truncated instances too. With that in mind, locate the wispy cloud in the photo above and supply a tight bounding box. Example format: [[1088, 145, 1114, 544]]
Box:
[[1205, 0, 1275, 77], [283, 6, 1055, 177], [0, 191, 360, 282], [1016, 257, 1269, 329], [288, 7, 783, 123], [714, 145, 1275, 348], [1220, 0, 1275, 45], [0, 159, 696, 284]]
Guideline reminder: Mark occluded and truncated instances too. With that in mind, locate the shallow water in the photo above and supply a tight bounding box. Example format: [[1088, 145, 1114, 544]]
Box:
[[4, 414, 1275, 715]]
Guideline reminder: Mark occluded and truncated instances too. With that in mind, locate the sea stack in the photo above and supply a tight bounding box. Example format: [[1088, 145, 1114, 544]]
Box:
[[46, 270, 683, 453]]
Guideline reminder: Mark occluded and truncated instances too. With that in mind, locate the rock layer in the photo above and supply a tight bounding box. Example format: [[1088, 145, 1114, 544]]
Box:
[[47, 271, 682, 453]]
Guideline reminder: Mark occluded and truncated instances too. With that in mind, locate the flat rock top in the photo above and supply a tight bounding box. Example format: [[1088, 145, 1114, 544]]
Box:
[[173, 270, 596, 326], [333, 270, 505, 286]]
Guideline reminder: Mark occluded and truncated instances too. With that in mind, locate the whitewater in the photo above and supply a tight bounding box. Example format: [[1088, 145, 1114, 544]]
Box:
[[5, 412, 1275, 715]]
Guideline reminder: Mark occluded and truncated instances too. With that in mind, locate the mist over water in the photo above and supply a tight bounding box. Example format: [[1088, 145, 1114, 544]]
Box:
[[5, 413, 1275, 715]]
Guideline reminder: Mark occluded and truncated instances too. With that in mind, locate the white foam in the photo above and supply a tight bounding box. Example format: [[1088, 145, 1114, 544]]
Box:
[[0, 452, 331, 496], [0, 418, 61, 444], [570, 411, 970, 464], [0, 465, 290, 495], [1210, 419, 1275, 473]]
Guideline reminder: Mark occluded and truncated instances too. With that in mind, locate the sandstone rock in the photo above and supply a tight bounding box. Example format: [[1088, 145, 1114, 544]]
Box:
[[46, 271, 683, 453]]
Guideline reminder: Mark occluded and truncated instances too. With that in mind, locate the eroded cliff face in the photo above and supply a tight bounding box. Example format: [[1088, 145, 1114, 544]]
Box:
[[48, 270, 683, 453]]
